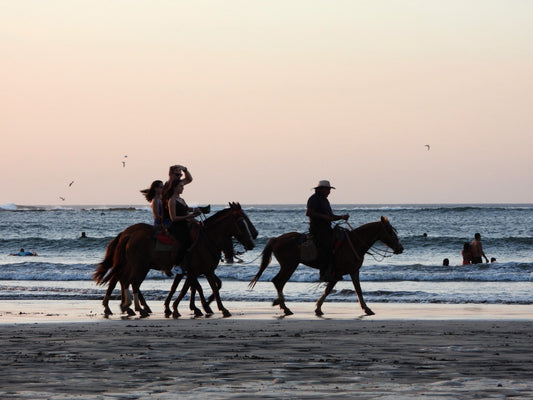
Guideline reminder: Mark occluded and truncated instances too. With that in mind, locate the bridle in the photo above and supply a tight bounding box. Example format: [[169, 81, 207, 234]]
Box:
[[342, 220, 398, 262]]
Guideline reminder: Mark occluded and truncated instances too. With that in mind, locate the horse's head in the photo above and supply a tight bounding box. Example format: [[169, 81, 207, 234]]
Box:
[[227, 202, 256, 251], [378, 216, 403, 254]]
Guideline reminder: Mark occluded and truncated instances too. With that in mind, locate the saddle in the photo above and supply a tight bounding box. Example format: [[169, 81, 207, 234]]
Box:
[[299, 226, 348, 263], [155, 223, 202, 252], [298, 234, 317, 263]]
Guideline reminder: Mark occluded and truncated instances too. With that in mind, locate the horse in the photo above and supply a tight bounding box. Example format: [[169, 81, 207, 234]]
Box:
[[165, 203, 258, 318], [96, 228, 222, 318], [249, 216, 403, 317], [93, 202, 257, 318]]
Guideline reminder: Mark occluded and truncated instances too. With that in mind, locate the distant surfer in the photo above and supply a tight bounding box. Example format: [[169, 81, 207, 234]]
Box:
[[10, 248, 38, 256]]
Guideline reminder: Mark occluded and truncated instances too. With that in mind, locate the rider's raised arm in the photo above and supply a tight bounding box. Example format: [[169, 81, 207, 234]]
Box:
[[181, 166, 193, 185]]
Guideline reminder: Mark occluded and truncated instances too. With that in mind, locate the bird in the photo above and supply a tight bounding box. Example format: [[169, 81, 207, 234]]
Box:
[[69, 181, 74, 187], [122, 161, 126, 168], [425, 145, 430, 151], [59, 196, 65, 201]]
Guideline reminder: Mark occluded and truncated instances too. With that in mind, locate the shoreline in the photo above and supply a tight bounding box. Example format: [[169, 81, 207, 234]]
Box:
[[2, 301, 533, 398], [2, 300, 533, 324], [2, 310, 533, 399]]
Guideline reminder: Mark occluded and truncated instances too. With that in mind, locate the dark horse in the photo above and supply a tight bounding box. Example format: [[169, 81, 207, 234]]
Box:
[[164, 204, 258, 318], [93, 202, 257, 317], [249, 216, 403, 317]]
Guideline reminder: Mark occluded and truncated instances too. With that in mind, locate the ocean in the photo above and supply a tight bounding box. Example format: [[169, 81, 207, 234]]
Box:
[[1, 203, 532, 309]]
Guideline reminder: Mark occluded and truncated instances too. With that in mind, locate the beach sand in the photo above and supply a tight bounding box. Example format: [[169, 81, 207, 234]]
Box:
[[1, 301, 533, 399]]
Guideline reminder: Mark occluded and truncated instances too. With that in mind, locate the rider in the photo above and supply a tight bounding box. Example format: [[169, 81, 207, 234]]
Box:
[[140, 180, 164, 229], [162, 164, 193, 227], [306, 180, 349, 282], [163, 178, 201, 274]]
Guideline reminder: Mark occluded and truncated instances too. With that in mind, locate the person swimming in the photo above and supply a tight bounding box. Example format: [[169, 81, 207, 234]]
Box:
[[10, 248, 38, 256]]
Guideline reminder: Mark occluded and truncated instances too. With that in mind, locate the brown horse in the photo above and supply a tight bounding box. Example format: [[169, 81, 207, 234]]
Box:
[[95, 227, 215, 318], [94, 203, 256, 318], [165, 203, 258, 318], [249, 216, 403, 317]]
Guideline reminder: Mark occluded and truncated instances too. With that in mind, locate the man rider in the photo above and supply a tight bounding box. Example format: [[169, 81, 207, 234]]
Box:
[[306, 180, 349, 282]]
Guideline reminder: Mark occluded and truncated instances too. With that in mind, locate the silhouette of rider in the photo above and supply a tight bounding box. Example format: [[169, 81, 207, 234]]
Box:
[[306, 180, 349, 282]]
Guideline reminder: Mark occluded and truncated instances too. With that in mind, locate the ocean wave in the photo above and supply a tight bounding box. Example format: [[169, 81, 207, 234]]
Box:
[[1, 261, 531, 283]]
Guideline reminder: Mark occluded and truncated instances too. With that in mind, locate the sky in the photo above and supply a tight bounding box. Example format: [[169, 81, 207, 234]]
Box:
[[1, 1, 532, 205]]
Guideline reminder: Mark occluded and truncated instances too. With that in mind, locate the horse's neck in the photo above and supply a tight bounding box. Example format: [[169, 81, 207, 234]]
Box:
[[349, 222, 380, 254], [202, 219, 231, 252]]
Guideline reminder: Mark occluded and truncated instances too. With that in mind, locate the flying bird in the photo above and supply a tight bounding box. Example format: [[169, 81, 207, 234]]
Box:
[[69, 181, 74, 187], [122, 161, 126, 168], [59, 196, 65, 201], [425, 145, 430, 151]]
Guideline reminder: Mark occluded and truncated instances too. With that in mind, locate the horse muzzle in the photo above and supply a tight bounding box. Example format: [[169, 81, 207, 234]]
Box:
[[394, 244, 404, 255]]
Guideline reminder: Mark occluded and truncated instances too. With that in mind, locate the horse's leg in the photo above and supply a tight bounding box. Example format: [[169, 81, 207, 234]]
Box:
[[206, 273, 231, 318], [131, 280, 150, 318], [188, 283, 203, 318], [137, 290, 152, 314], [102, 276, 118, 316], [189, 278, 215, 317], [172, 275, 193, 318], [272, 262, 299, 316], [121, 285, 136, 316], [164, 273, 183, 317], [350, 270, 374, 315], [315, 281, 338, 316], [197, 278, 215, 315], [206, 275, 221, 305]]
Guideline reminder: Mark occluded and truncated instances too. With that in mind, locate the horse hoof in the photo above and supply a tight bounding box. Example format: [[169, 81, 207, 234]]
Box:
[[144, 306, 153, 314], [285, 309, 294, 316], [315, 309, 324, 317], [365, 308, 375, 316], [204, 307, 214, 315], [126, 308, 136, 316], [193, 310, 204, 318], [222, 310, 232, 318], [172, 311, 181, 319], [140, 310, 150, 318], [272, 299, 280, 306], [205, 312, 214, 318], [164, 311, 172, 318]]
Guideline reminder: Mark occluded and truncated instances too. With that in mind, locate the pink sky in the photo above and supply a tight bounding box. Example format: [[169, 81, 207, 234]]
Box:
[[1, 1, 532, 205]]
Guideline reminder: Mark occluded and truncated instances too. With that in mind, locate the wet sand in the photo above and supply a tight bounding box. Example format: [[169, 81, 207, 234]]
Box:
[[1, 301, 533, 399]]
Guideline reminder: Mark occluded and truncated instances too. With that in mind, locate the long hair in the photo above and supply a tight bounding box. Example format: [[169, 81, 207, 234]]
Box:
[[162, 178, 182, 204], [140, 180, 163, 202]]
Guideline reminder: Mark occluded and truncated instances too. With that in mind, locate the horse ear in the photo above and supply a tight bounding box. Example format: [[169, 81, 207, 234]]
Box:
[[236, 202, 241, 209], [381, 216, 388, 223]]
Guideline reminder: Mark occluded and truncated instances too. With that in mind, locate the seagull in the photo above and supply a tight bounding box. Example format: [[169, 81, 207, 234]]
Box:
[[425, 145, 430, 151], [122, 161, 126, 168], [59, 196, 65, 201], [69, 181, 74, 187]]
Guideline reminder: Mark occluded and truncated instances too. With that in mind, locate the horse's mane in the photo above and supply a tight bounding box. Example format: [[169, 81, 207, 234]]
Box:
[[203, 207, 232, 225], [351, 218, 397, 235]]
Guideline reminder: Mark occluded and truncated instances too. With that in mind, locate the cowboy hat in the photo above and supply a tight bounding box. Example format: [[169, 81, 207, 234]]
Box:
[[314, 180, 335, 189]]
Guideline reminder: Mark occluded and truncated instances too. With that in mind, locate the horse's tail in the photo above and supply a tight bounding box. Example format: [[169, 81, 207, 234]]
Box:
[[249, 237, 275, 289], [93, 233, 122, 285]]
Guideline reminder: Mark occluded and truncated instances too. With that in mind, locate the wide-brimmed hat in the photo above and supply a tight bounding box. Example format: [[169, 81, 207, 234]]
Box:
[[314, 180, 335, 189]]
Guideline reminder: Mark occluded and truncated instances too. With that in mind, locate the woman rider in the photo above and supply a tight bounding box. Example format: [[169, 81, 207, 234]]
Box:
[[163, 178, 201, 273]]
